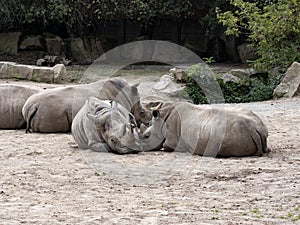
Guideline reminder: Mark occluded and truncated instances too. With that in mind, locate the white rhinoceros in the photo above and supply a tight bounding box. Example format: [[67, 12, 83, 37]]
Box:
[[0, 84, 39, 129], [72, 97, 140, 154], [22, 77, 151, 133], [139, 101, 269, 157]]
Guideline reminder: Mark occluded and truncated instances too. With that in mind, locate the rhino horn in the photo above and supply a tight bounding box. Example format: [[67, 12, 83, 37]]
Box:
[[140, 123, 148, 133], [119, 124, 127, 137]]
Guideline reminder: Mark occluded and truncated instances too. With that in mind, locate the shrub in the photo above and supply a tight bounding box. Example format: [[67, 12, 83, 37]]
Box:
[[217, 0, 300, 71], [183, 63, 283, 104], [0, 0, 193, 35]]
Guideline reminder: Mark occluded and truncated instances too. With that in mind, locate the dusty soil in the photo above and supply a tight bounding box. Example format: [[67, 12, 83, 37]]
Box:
[[0, 72, 300, 224]]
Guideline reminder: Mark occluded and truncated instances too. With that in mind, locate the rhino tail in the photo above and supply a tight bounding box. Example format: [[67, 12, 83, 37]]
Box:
[[25, 103, 38, 133], [261, 129, 270, 153], [251, 129, 268, 156]]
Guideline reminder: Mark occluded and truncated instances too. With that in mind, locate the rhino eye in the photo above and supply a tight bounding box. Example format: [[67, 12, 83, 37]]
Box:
[[129, 113, 136, 125], [144, 132, 151, 138], [140, 110, 144, 115], [110, 137, 117, 144]]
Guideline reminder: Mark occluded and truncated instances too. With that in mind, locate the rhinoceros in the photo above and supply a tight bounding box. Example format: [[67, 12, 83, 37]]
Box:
[[139, 101, 269, 157], [0, 84, 39, 129], [72, 97, 140, 154], [22, 77, 151, 133]]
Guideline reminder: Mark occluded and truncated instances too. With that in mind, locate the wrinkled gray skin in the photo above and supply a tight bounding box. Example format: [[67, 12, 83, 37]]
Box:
[[72, 97, 141, 154], [0, 84, 39, 129], [139, 101, 269, 157], [22, 77, 151, 133]]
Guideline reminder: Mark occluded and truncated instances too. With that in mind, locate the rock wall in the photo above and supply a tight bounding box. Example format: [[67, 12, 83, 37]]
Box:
[[0, 20, 241, 65], [0, 32, 106, 65], [0, 61, 67, 83]]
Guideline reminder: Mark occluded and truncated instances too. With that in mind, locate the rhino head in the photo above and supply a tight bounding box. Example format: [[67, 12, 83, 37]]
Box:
[[139, 107, 165, 151], [132, 100, 152, 127], [102, 79, 152, 127], [87, 101, 141, 154]]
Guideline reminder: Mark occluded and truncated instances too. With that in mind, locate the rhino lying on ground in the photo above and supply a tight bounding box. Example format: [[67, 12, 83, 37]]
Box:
[[22, 77, 151, 133], [139, 101, 269, 157], [72, 97, 140, 154], [0, 84, 39, 129]]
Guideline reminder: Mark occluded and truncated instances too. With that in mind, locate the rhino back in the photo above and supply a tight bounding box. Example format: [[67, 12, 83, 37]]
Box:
[[166, 102, 268, 157], [21, 78, 137, 133], [187, 106, 267, 157], [22, 86, 79, 132], [0, 85, 39, 129], [71, 99, 108, 150], [22, 82, 104, 132], [71, 101, 92, 149]]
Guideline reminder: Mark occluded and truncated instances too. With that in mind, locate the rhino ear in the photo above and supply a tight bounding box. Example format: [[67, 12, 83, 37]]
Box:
[[86, 112, 105, 126], [144, 102, 152, 109], [132, 81, 140, 88], [86, 112, 107, 134], [111, 101, 118, 109], [86, 112, 97, 122], [156, 102, 163, 110], [129, 113, 137, 126]]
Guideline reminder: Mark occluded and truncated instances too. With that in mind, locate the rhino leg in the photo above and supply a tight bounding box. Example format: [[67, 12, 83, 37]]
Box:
[[162, 143, 174, 152], [264, 147, 271, 153], [88, 141, 110, 152]]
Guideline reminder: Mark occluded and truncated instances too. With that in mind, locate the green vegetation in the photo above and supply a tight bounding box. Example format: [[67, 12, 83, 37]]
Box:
[[0, 0, 193, 35], [1, 0, 298, 74], [182, 63, 283, 104], [203, 57, 216, 64], [217, 0, 300, 71]]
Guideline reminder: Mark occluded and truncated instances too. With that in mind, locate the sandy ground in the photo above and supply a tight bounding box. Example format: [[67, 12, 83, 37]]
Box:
[[0, 77, 300, 225]]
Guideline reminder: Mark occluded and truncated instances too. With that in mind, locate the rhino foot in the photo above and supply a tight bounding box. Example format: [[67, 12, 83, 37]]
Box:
[[25, 128, 32, 134], [89, 142, 110, 152]]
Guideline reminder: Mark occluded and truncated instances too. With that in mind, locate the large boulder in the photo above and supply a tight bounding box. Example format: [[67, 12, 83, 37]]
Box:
[[221, 73, 241, 83], [0, 62, 30, 79], [237, 43, 257, 64], [152, 74, 187, 101], [19, 35, 45, 51], [0, 32, 22, 55], [65, 36, 104, 64], [169, 67, 187, 83], [230, 68, 258, 79], [0, 61, 16, 68], [52, 64, 67, 83], [273, 62, 300, 97], [0, 62, 67, 83], [44, 33, 66, 56], [65, 38, 86, 63]]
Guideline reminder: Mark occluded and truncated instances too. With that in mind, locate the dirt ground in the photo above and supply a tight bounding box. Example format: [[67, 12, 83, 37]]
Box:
[[0, 74, 299, 224]]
